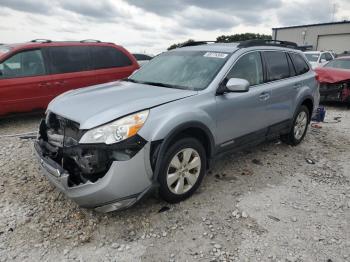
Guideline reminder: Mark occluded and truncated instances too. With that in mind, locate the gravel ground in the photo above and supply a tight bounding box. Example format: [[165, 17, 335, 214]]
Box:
[[0, 106, 349, 262]]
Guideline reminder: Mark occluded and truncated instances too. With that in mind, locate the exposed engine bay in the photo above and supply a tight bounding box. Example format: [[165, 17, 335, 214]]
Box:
[[37, 112, 147, 186]]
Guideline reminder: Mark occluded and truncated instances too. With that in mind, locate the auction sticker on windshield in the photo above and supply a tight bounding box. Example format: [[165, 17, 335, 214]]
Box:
[[203, 52, 228, 59]]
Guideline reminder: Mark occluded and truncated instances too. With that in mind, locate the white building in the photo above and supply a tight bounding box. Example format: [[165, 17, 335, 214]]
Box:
[[272, 21, 350, 54]]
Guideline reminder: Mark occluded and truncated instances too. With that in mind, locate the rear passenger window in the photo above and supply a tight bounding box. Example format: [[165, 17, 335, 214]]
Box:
[[49, 46, 90, 74], [227, 52, 263, 86], [263, 51, 290, 82], [290, 53, 309, 75], [90, 46, 132, 69]]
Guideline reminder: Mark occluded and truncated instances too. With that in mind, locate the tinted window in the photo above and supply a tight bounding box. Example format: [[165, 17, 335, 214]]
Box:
[[90, 46, 132, 69], [263, 51, 290, 81], [320, 53, 326, 61], [325, 53, 333, 61], [290, 53, 309, 75], [0, 50, 45, 78], [49, 46, 90, 74], [227, 52, 263, 86]]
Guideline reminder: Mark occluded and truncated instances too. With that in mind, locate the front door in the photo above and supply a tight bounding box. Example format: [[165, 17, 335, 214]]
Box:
[[0, 49, 52, 115], [215, 51, 270, 149]]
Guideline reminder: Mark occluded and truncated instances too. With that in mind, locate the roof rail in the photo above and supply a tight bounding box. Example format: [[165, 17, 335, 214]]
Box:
[[80, 39, 101, 43], [30, 39, 52, 43], [237, 39, 298, 49], [180, 41, 216, 48]]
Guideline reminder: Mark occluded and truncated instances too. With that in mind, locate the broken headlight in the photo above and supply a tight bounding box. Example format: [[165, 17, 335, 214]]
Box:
[[79, 110, 149, 144]]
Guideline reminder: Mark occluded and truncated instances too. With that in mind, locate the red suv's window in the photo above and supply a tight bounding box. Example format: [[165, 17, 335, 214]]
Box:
[[90, 46, 132, 69], [0, 49, 45, 79], [48, 46, 91, 74]]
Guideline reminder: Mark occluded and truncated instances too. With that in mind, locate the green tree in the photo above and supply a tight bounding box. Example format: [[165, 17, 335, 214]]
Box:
[[167, 33, 272, 50], [167, 39, 195, 50], [216, 33, 272, 43]]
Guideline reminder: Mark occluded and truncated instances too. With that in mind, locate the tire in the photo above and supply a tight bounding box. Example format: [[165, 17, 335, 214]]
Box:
[[158, 137, 206, 203], [281, 105, 310, 146]]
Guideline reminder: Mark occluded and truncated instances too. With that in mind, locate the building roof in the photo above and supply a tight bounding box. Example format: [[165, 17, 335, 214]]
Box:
[[272, 20, 350, 30]]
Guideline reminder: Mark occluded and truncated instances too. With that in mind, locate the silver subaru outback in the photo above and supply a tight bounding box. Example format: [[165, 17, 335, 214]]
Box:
[[34, 40, 319, 212]]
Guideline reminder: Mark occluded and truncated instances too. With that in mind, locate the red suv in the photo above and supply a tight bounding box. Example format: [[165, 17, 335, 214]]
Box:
[[0, 40, 139, 116]]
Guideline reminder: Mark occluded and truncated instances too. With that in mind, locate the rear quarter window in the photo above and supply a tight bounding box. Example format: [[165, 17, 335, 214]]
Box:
[[290, 53, 309, 75], [263, 51, 290, 82], [90, 46, 132, 70]]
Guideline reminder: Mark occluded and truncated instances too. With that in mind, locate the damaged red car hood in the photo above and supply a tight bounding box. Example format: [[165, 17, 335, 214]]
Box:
[[315, 67, 350, 84]]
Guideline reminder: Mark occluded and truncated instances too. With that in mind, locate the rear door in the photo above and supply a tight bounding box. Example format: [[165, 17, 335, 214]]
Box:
[[89, 46, 136, 83], [261, 51, 297, 127], [0, 49, 52, 115], [45, 46, 100, 97]]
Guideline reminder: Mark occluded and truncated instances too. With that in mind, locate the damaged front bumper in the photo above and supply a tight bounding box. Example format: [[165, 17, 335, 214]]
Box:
[[34, 117, 154, 212], [320, 82, 350, 103]]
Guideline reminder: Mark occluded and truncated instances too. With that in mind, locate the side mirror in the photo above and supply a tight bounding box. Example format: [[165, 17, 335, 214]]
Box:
[[320, 59, 327, 63], [226, 78, 250, 92]]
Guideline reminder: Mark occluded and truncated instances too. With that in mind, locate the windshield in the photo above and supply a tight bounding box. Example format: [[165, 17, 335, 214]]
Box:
[[304, 53, 319, 62], [324, 59, 350, 70], [128, 50, 230, 90]]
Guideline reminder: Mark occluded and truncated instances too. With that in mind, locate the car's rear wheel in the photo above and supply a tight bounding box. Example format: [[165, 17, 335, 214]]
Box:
[[281, 105, 310, 145], [158, 137, 206, 203]]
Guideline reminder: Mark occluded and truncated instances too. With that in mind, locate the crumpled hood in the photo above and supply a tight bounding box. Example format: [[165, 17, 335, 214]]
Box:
[[48, 81, 197, 129], [315, 67, 350, 84]]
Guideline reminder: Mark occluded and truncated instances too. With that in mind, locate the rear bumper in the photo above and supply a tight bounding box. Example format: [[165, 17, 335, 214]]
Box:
[[34, 140, 154, 212]]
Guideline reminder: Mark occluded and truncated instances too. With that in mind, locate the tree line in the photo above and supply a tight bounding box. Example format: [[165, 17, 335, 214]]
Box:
[[167, 33, 272, 50]]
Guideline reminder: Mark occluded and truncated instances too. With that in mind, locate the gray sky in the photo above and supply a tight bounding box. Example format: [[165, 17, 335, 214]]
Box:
[[0, 0, 349, 54]]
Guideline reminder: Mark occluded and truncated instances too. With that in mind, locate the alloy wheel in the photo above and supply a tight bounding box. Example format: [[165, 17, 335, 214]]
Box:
[[294, 111, 308, 140], [166, 148, 201, 195]]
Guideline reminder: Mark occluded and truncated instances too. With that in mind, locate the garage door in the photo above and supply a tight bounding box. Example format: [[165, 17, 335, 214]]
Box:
[[317, 34, 350, 54]]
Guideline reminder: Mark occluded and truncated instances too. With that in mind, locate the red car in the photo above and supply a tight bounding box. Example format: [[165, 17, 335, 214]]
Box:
[[0, 40, 139, 116], [315, 56, 350, 104]]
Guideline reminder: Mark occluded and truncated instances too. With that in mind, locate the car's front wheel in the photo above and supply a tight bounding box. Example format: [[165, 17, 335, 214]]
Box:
[[281, 105, 310, 145], [158, 137, 206, 203]]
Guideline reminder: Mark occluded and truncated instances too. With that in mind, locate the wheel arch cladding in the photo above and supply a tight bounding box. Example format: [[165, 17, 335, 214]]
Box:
[[301, 98, 313, 121], [151, 122, 215, 180]]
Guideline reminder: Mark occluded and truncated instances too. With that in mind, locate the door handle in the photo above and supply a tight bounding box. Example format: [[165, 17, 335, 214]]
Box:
[[259, 92, 270, 101], [53, 81, 65, 86], [293, 83, 302, 89], [38, 82, 51, 88]]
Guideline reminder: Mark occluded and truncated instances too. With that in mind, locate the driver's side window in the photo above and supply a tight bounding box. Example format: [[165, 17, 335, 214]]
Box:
[[227, 52, 263, 86], [0, 50, 45, 79]]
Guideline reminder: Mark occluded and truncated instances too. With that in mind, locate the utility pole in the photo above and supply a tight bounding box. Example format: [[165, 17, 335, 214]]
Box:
[[331, 3, 338, 22]]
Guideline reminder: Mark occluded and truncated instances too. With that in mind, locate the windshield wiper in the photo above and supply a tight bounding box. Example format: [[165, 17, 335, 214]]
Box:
[[123, 79, 188, 90], [139, 81, 187, 90], [122, 78, 139, 83]]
